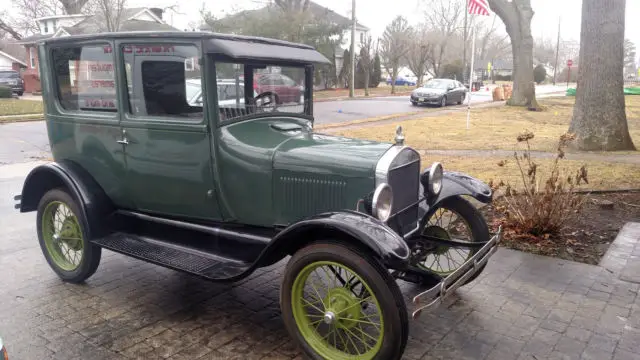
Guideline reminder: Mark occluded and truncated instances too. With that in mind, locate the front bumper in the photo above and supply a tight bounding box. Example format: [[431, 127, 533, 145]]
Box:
[[411, 95, 442, 105], [411, 226, 502, 319]]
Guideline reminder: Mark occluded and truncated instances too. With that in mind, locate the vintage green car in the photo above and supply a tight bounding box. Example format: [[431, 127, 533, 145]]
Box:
[[14, 32, 500, 359]]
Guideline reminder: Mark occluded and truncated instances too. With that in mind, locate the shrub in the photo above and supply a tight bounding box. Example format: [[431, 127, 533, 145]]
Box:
[[494, 74, 512, 81], [0, 86, 12, 98], [534, 64, 547, 84], [490, 131, 588, 237], [440, 60, 464, 81]]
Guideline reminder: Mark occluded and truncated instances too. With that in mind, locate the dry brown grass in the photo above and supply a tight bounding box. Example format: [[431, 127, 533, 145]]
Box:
[[336, 96, 640, 153], [0, 99, 44, 116], [420, 154, 640, 191], [313, 85, 414, 100]]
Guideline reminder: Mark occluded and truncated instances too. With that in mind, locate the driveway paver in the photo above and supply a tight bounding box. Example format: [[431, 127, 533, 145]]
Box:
[[1, 166, 639, 360]]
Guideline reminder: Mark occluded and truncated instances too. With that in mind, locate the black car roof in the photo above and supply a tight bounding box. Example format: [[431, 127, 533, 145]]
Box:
[[41, 31, 331, 65]]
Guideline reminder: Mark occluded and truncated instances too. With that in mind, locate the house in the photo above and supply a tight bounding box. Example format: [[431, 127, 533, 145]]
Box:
[[0, 50, 27, 71], [16, 8, 179, 93], [207, 1, 370, 87]]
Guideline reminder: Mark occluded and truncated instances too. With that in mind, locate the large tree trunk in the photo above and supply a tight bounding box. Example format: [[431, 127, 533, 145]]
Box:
[[391, 67, 398, 94], [569, 0, 635, 151], [488, 0, 539, 108], [364, 69, 370, 96]]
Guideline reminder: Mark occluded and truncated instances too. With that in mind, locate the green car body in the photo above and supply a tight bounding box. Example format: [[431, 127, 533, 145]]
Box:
[[15, 31, 501, 360]]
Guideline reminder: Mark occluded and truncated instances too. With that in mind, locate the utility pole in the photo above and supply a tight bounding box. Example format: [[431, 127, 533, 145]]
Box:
[[349, 0, 356, 98], [553, 16, 561, 85], [463, 0, 469, 82]]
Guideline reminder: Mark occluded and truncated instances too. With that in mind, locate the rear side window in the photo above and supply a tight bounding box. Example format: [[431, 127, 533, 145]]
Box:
[[51, 44, 117, 112], [121, 44, 202, 120]]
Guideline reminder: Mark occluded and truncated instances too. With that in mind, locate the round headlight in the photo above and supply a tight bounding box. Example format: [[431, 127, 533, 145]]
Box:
[[428, 162, 443, 196], [372, 183, 393, 222]]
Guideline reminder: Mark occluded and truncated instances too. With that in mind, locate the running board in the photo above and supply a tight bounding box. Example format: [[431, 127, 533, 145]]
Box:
[[92, 233, 251, 281]]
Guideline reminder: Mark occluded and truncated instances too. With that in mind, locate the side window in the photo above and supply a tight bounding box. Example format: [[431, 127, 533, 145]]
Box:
[[121, 44, 202, 119], [51, 44, 117, 112]]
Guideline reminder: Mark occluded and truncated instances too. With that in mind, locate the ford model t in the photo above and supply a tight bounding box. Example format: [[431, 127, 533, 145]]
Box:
[[15, 32, 500, 359]]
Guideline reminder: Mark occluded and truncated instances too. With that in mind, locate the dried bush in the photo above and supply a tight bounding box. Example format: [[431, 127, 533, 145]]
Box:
[[491, 131, 589, 237]]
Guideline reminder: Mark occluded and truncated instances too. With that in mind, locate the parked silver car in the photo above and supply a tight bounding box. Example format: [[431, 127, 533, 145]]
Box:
[[411, 78, 467, 107]]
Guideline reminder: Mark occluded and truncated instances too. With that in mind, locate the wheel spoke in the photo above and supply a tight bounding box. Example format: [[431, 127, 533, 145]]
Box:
[[337, 316, 381, 330], [342, 325, 370, 351], [301, 297, 324, 313]]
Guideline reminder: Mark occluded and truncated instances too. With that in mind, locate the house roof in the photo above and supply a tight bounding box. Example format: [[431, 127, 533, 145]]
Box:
[[0, 50, 27, 67], [17, 7, 176, 44], [214, 1, 369, 31]]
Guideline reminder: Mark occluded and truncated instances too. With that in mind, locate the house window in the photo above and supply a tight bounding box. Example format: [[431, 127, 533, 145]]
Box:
[[51, 44, 117, 112], [44, 22, 48, 33], [360, 32, 364, 43], [30, 48, 36, 68], [121, 43, 202, 119]]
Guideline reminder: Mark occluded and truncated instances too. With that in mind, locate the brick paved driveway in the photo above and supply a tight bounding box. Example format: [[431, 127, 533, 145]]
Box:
[[1, 168, 639, 360]]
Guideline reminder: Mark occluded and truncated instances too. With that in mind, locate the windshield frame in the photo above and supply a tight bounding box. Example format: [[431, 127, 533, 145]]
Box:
[[422, 79, 452, 90], [210, 56, 314, 127]]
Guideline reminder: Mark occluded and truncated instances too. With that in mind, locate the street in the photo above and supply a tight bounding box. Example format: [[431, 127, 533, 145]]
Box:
[[0, 85, 567, 165]]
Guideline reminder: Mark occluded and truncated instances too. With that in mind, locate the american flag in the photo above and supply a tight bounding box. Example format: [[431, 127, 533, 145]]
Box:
[[468, 0, 491, 16]]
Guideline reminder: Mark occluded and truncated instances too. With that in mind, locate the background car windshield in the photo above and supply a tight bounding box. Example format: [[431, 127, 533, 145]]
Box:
[[0, 72, 18, 78], [424, 80, 450, 89], [215, 62, 306, 122]]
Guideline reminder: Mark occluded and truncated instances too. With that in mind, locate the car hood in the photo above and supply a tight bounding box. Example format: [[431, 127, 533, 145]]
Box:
[[273, 131, 392, 178], [415, 87, 446, 95]]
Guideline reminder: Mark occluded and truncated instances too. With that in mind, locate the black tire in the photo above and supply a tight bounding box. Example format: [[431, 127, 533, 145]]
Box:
[[412, 196, 490, 285], [36, 188, 101, 283], [440, 96, 447, 107], [411, 101, 417, 106], [17, 91, 24, 96], [281, 241, 408, 360], [457, 94, 464, 105]]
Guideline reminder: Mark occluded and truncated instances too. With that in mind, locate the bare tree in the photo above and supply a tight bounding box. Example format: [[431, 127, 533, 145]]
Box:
[[624, 39, 637, 76], [359, 35, 375, 96], [273, 0, 310, 12], [405, 25, 432, 87], [0, 15, 23, 40], [487, 0, 539, 109], [88, 0, 127, 32], [381, 16, 412, 94], [569, 0, 635, 151], [8, 0, 63, 35], [423, 0, 463, 76], [58, 0, 89, 13]]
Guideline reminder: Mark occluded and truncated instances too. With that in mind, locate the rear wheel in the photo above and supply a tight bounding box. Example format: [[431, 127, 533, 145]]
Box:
[[281, 242, 408, 360], [37, 189, 101, 283], [440, 96, 447, 107]]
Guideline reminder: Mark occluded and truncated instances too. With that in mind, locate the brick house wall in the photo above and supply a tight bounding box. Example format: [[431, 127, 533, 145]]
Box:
[[23, 45, 41, 93]]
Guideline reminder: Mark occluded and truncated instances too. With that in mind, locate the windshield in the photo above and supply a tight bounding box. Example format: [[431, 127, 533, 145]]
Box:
[[214, 60, 308, 122], [423, 79, 451, 89], [0, 72, 18, 79]]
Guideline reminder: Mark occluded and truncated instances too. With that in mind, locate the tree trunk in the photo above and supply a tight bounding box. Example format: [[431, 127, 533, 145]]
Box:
[[488, 0, 539, 108], [569, 0, 635, 151], [391, 67, 398, 94], [364, 69, 370, 96], [508, 32, 538, 108]]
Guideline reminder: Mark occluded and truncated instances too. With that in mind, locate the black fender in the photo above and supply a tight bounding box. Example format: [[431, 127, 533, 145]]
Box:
[[258, 210, 410, 269], [17, 160, 114, 239], [418, 170, 492, 220]]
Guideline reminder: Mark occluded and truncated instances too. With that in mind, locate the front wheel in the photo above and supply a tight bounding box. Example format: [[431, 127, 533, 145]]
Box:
[[36, 188, 101, 283], [281, 242, 408, 360], [408, 196, 489, 285], [439, 96, 447, 107]]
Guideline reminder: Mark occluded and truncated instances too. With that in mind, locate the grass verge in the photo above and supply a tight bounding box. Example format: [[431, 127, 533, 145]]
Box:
[[0, 99, 44, 116], [421, 154, 640, 191], [335, 96, 640, 153]]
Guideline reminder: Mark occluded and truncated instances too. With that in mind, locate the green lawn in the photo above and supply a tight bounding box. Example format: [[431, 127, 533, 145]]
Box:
[[0, 99, 44, 116]]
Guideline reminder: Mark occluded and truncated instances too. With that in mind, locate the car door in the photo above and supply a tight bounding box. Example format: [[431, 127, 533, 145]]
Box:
[[116, 40, 222, 220], [47, 42, 132, 209]]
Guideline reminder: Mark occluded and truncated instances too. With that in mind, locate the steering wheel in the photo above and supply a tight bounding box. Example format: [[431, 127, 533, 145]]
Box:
[[253, 92, 279, 112]]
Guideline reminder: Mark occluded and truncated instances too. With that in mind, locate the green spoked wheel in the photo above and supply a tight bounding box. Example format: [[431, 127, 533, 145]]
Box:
[[37, 189, 101, 283], [281, 242, 408, 360], [41, 201, 83, 271]]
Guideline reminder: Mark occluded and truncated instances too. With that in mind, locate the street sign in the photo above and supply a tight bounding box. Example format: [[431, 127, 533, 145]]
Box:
[[567, 59, 573, 67], [487, 62, 492, 72]]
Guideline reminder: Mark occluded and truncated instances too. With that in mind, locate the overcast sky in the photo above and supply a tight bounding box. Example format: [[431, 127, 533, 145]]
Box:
[[126, 0, 639, 55], [10, 0, 639, 56]]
